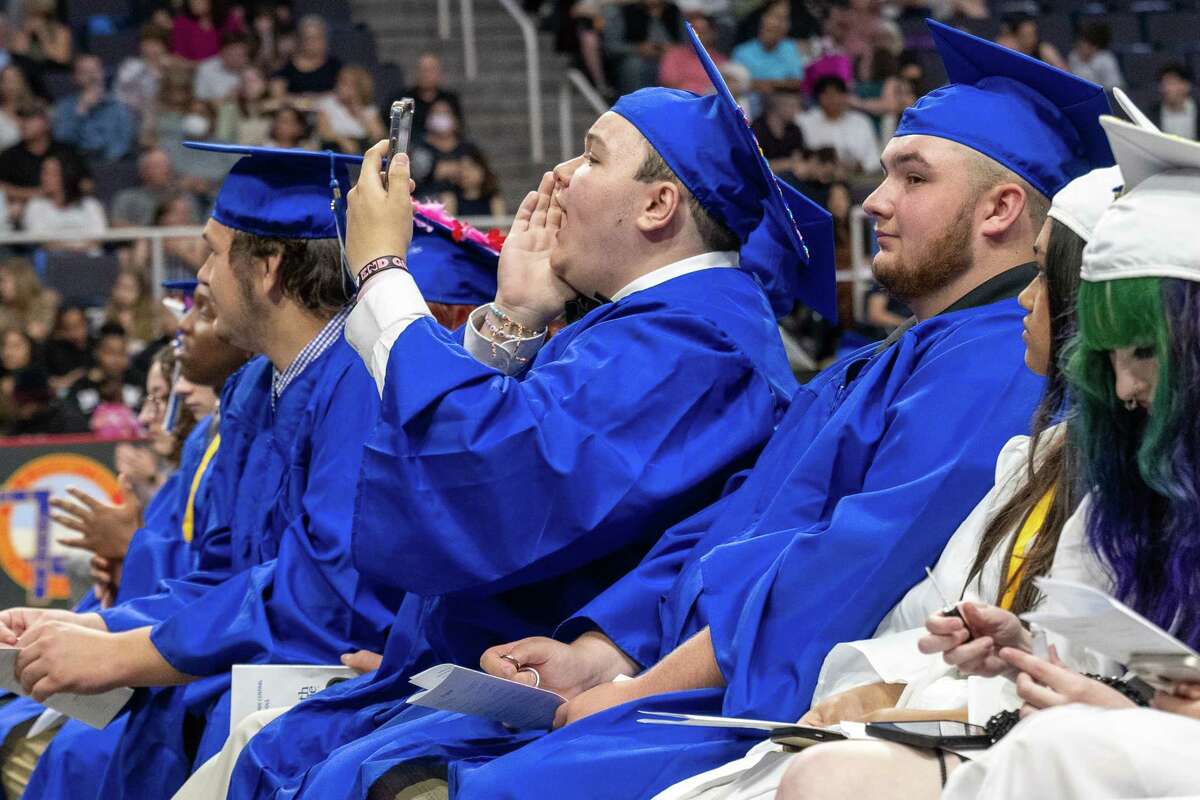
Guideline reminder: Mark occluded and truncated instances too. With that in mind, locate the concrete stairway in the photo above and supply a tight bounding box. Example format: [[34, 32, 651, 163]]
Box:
[[351, 0, 604, 214]]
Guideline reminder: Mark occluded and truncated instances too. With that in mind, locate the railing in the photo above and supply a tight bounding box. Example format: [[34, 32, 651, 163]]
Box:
[[558, 68, 608, 160], [0, 225, 202, 299], [459, 0, 478, 80], [496, 0, 544, 163], [845, 205, 875, 322]]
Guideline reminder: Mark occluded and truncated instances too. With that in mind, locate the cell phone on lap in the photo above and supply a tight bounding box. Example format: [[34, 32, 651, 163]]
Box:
[[865, 720, 992, 750], [768, 725, 846, 751]]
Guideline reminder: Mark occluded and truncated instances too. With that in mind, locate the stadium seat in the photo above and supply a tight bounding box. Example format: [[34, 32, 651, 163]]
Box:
[[1078, 12, 1143, 46], [42, 252, 120, 308], [1145, 11, 1200, 49], [293, 0, 353, 24], [90, 29, 141, 71], [371, 62, 407, 107], [1037, 14, 1075, 56], [1120, 48, 1177, 89], [90, 159, 141, 212], [330, 25, 379, 68], [41, 72, 76, 100]]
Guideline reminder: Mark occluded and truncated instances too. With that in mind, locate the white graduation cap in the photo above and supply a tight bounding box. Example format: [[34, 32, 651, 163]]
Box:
[[1045, 89, 1157, 244], [1079, 117, 1200, 284]]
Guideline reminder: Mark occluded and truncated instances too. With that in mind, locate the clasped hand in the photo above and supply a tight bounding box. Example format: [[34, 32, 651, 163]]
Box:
[[0, 608, 116, 701]]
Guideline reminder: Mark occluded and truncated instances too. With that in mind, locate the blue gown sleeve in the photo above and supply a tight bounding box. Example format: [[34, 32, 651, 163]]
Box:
[[698, 322, 1044, 721], [354, 313, 781, 597], [554, 471, 752, 669], [147, 364, 393, 675]]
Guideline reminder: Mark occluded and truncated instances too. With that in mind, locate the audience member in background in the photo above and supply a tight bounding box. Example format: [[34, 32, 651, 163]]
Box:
[[265, 104, 313, 149], [751, 89, 807, 185], [215, 65, 276, 145], [876, 77, 916, 144], [52, 54, 136, 164], [104, 269, 158, 354], [398, 52, 463, 143], [860, 282, 911, 339], [171, 0, 245, 63], [0, 327, 37, 384], [65, 322, 142, 421], [1068, 22, 1124, 89], [0, 65, 34, 151], [0, 257, 56, 341], [0, 102, 88, 220], [113, 355, 175, 507], [410, 98, 481, 199], [8, 0, 72, 75], [850, 46, 904, 117], [1152, 63, 1198, 141], [4, 367, 88, 435], [112, 148, 198, 229], [193, 30, 253, 102], [440, 150, 505, 217], [658, 12, 725, 95], [316, 65, 384, 155], [996, 15, 1067, 71], [43, 305, 91, 391], [21, 155, 107, 252], [248, 1, 296, 74], [603, 0, 685, 94], [115, 24, 171, 120], [732, 1, 806, 95], [270, 15, 341, 98], [147, 65, 226, 198], [826, 0, 893, 66], [797, 76, 880, 176], [124, 192, 209, 279]]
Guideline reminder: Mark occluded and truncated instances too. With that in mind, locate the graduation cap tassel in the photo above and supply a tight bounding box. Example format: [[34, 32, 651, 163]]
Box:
[[329, 151, 356, 301]]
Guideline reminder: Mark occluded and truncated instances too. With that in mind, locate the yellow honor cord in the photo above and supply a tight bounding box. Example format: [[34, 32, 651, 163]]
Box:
[[1000, 485, 1055, 610], [182, 433, 221, 543]]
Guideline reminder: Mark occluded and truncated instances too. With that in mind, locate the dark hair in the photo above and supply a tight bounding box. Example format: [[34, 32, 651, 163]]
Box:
[[964, 219, 1085, 614], [868, 47, 899, 83], [45, 156, 86, 206], [97, 321, 127, 342], [812, 75, 848, 99], [1158, 62, 1194, 84], [220, 30, 254, 50], [461, 150, 500, 199], [1077, 21, 1112, 51], [229, 232, 350, 318], [270, 105, 311, 143], [633, 147, 740, 253], [139, 22, 170, 45]]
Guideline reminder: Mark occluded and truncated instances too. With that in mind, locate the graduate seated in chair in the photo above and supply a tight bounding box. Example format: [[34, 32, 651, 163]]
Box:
[[780, 116, 1200, 800], [0, 145, 406, 800], [187, 21, 1097, 800], [175, 22, 833, 798], [0, 279, 250, 800], [654, 156, 1126, 800]]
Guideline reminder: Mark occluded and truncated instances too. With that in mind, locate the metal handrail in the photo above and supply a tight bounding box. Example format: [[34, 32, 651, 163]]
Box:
[[558, 68, 608, 160], [496, 0, 544, 163], [460, 0, 477, 80], [437, 0, 451, 40], [845, 205, 875, 322]]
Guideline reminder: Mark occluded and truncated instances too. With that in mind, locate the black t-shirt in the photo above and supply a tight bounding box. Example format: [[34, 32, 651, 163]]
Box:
[[42, 338, 93, 378], [751, 117, 807, 161], [409, 138, 481, 200], [0, 141, 90, 188], [274, 55, 343, 95]]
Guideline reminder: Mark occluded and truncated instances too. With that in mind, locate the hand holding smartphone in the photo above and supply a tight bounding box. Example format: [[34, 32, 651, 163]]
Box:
[[384, 98, 415, 190]]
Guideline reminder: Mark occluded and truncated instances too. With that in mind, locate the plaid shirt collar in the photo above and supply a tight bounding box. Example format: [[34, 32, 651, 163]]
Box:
[[271, 306, 351, 410]]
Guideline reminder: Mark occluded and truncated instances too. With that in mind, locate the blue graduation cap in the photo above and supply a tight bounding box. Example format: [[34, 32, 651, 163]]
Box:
[[408, 207, 498, 305], [896, 20, 1113, 198], [742, 181, 837, 321], [183, 142, 361, 238], [161, 279, 198, 295], [610, 24, 818, 308]]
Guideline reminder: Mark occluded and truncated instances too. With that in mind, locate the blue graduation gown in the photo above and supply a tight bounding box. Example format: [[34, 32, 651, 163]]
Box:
[[242, 291, 1044, 799], [229, 267, 797, 799], [94, 337, 404, 799], [0, 415, 223, 800]]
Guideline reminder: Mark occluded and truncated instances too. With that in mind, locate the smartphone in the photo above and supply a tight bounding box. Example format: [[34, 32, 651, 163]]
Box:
[[768, 725, 847, 751], [865, 720, 991, 750], [1128, 653, 1200, 691], [383, 98, 415, 189]]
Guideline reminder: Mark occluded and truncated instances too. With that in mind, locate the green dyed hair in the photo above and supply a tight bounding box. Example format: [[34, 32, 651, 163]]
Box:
[[1067, 277, 1174, 493]]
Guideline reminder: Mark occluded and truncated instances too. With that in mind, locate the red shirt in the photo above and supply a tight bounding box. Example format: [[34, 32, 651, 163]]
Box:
[[658, 44, 729, 96]]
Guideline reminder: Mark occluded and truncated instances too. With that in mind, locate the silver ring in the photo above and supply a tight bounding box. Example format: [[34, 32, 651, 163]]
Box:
[[500, 654, 522, 668], [517, 666, 541, 688]]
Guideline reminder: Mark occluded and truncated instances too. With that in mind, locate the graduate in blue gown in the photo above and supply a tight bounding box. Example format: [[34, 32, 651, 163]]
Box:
[[218, 40, 834, 800], [0, 145, 399, 799], [230, 21, 1114, 799], [18, 279, 253, 800]]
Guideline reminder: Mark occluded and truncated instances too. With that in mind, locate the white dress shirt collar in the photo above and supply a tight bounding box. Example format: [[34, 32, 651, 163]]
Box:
[[609, 251, 738, 303]]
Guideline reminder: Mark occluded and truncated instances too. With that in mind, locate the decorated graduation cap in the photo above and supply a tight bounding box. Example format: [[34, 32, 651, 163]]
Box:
[[742, 181, 837, 320], [895, 20, 1114, 199], [183, 142, 360, 238], [161, 278, 198, 321], [409, 202, 499, 305], [1080, 117, 1200, 284], [610, 23, 822, 310], [1046, 166, 1123, 243]]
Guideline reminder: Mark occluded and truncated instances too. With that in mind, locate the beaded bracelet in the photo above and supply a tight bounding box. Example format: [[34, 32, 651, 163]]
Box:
[[357, 255, 408, 287]]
